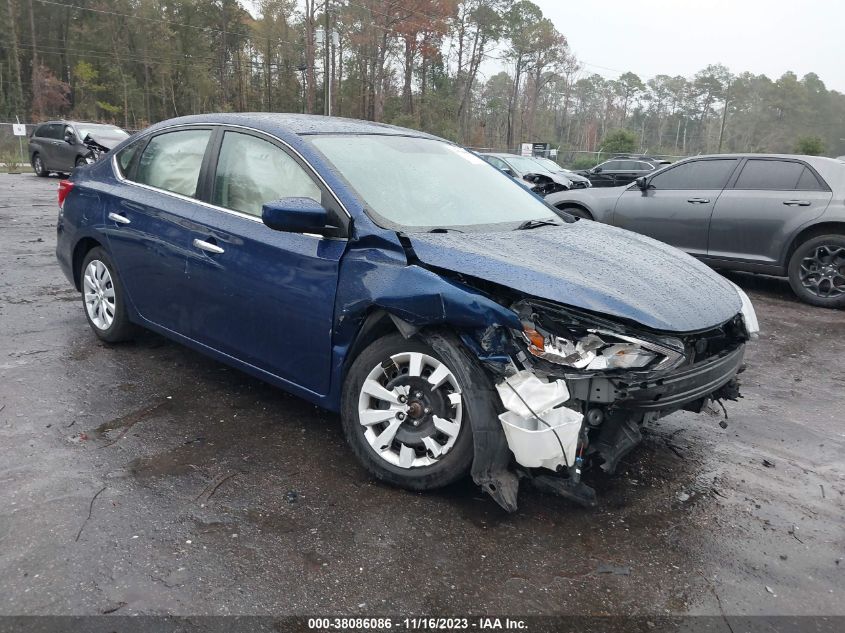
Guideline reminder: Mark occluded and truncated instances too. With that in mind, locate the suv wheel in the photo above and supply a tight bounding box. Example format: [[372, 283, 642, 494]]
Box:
[[341, 333, 474, 490], [32, 153, 47, 177], [80, 247, 136, 342], [788, 234, 845, 308]]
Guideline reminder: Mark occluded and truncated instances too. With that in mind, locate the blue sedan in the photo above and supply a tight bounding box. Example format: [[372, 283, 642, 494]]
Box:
[[56, 113, 758, 511]]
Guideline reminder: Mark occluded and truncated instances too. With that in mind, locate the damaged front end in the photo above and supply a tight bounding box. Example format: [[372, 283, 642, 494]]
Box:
[[464, 295, 757, 511]]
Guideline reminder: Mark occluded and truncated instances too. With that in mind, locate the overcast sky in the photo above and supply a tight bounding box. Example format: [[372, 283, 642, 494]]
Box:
[[528, 0, 844, 91]]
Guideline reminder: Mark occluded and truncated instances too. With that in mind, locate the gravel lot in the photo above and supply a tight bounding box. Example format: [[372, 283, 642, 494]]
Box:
[[0, 172, 843, 618]]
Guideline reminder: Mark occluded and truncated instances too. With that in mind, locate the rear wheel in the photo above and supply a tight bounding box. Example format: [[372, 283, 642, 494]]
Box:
[[788, 234, 845, 308], [341, 333, 474, 490], [32, 153, 47, 177], [75, 156, 86, 168], [80, 247, 136, 342]]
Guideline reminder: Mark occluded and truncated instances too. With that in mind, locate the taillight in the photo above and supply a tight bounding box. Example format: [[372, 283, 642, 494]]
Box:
[[57, 180, 74, 208]]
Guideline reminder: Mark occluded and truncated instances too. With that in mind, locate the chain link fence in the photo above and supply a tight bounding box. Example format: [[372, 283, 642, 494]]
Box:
[[0, 122, 37, 171]]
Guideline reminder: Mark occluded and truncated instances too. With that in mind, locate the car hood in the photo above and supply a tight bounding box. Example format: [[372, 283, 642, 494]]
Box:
[[407, 221, 741, 333]]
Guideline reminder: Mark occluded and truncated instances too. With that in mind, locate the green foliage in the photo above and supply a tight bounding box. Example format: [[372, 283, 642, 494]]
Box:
[[601, 129, 638, 154], [794, 136, 826, 156]]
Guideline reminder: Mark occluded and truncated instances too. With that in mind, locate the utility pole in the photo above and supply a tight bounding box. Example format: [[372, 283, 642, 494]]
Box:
[[717, 81, 731, 153], [324, 0, 331, 116]]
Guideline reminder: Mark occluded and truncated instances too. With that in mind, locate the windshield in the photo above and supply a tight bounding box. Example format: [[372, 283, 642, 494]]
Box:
[[310, 135, 558, 231], [532, 157, 563, 172], [77, 124, 128, 140], [500, 155, 552, 174]]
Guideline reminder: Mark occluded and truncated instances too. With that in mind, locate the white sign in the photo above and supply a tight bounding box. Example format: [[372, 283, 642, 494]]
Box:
[[12, 124, 26, 136], [549, 149, 558, 158], [520, 143, 532, 157]]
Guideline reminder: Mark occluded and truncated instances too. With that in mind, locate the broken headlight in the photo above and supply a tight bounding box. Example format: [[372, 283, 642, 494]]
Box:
[[730, 282, 760, 340], [521, 326, 685, 372]]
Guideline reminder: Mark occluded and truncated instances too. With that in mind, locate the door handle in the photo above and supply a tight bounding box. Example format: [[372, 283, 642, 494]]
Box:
[[687, 198, 710, 204], [783, 200, 811, 206], [193, 238, 224, 254], [108, 212, 131, 225]]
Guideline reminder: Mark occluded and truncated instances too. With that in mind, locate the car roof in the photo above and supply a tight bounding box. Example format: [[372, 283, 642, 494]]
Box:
[[142, 113, 440, 140]]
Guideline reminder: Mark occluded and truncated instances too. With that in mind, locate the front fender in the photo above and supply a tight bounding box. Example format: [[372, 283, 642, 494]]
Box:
[[325, 244, 521, 410]]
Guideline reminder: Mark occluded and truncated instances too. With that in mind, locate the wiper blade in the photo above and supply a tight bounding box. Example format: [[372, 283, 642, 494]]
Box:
[[516, 218, 559, 231], [428, 227, 465, 233]]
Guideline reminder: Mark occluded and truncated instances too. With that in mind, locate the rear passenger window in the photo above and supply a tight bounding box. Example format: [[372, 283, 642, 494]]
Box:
[[734, 160, 804, 190], [136, 129, 211, 197], [212, 131, 321, 217], [649, 159, 737, 190], [796, 167, 825, 191]]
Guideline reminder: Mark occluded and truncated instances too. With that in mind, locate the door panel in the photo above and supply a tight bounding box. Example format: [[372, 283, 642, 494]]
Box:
[[104, 128, 213, 333], [186, 212, 344, 394], [613, 188, 720, 254], [709, 191, 831, 265], [708, 159, 832, 265], [611, 158, 740, 255]]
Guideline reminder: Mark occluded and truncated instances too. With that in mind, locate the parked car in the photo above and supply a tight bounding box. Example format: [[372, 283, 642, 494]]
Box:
[[480, 152, 574, 196], [30, 120, 129, 176], [527, 156, 592, 189], [56, 114, 757, 511], [546, 154, 845, 308], [576, 158, 660, 187]]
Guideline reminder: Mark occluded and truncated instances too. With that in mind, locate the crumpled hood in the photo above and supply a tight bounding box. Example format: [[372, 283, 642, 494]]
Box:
[[83, 134, 121, 150], [407, 221, 742, 333]]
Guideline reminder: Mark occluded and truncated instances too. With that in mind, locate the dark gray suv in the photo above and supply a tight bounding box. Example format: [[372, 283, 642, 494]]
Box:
[[29, 121, 128, 176], [546, 154, 845, 308]]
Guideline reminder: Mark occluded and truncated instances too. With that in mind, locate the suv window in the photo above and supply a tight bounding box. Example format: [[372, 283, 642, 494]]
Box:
[[486, 156, 507, 170], [136, 129, 212, 197], [734, 159, 808, 190], [40, 123, 63, 140], [649, 159, 737, 190], [601, 161, 623, 171], [212, 131, 321, 217], [635, 161, 654, 171]]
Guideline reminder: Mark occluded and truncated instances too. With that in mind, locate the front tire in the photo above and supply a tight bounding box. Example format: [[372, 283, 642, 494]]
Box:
[[32, 153, 47, 177], [787, 234, 845, 308], [558, 205, 593, 220], [80, 247, 136, 342], [341, 333, 474, 490]]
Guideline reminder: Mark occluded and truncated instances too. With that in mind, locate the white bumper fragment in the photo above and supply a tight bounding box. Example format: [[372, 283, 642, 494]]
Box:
[[496, 371, 583, 472]]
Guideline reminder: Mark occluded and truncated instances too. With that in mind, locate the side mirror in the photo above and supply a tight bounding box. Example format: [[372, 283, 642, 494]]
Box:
[[523, 172, 541, 183], [502, 168, 516, 178], [592, 166, 603, 174], [635, 176, 649, 190], [64, 132, 74, 144], [261, 197, 329, 234]]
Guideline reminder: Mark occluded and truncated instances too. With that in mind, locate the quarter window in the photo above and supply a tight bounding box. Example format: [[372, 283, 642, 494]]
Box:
[[796, 167, 825, 191], [212, 131, 321, 217], [115, 139, 143, 178], [734, 159, 805, 190], [135, 129, 211, 197], [649, 159, 737, 190]]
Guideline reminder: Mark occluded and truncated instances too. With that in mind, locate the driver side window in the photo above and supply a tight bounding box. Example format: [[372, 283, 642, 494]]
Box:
[[649, 159, 738, 190], [212, 131, 321, 218]]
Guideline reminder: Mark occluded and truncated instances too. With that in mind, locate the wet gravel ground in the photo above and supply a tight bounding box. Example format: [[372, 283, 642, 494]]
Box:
[[0, 172, 843, 617]]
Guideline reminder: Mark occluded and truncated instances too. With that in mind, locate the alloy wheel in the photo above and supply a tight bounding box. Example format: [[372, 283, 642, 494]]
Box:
[[799, 244, 845, 298], [34, 156, 44, 175], [83, 260, 116, 330], [357, 351, 463, 469]]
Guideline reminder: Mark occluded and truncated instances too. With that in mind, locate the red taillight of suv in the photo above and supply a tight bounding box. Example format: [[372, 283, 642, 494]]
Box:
[[57, 180, 74, 209]]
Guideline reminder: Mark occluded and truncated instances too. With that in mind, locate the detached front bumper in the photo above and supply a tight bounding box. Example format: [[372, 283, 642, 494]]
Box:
[[566, 343, 746, 412]]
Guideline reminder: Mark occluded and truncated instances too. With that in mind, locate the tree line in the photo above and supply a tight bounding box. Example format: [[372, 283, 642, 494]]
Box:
[[2, 0, 844, 161]]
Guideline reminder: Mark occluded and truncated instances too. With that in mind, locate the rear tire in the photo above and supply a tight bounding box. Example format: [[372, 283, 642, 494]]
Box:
[[341, 333, 474, 491], [75, 156, 86, 168], [80, 247, 136, 342], [787, 234, 845, 308], [32, 153, 47, 177]]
